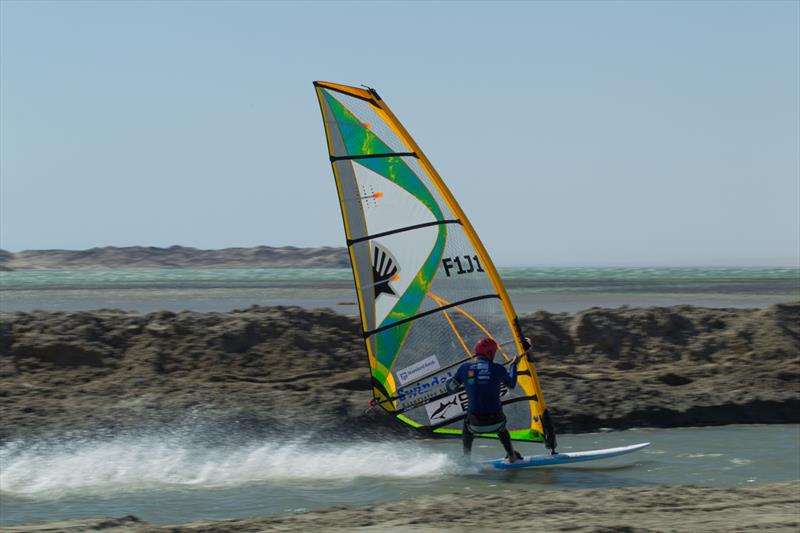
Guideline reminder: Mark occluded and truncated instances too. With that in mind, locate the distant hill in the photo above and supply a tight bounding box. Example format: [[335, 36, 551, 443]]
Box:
[[0, 246, 350, 269]]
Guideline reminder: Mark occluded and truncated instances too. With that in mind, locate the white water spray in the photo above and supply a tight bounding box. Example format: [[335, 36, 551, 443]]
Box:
[[0, 436, 458, 500]]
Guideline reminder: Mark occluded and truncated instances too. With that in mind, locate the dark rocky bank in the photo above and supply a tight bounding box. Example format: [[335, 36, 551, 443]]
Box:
[[0, 303, 798, 443]]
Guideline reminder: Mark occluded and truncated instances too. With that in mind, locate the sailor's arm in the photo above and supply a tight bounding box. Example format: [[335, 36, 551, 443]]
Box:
[[504, 359, 519, 388], [445, 365, 465, 393], [504, 338, 533, 388]]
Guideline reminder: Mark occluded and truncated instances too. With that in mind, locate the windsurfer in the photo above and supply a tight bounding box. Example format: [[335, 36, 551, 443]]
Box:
[[445, 337, 529, 463]]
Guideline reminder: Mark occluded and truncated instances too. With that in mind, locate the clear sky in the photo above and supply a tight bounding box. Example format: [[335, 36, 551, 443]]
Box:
[[1, 0, 798, 266]]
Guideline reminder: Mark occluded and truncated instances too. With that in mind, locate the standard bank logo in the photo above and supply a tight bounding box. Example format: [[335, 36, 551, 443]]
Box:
[[395, 355, 441, 386]]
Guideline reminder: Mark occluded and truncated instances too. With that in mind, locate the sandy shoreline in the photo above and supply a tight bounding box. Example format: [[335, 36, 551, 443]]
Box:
[[3, 481, 798, 532]]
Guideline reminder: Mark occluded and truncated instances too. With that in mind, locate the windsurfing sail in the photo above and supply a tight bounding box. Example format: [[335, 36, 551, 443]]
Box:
[[313, 81, 556, 445]]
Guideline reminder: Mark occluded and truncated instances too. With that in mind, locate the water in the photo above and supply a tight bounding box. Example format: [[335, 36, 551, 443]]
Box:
[[1, 425, 797, 526], [1, 267, 797, 313]]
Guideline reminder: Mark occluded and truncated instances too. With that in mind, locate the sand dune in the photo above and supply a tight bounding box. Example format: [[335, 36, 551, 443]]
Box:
[[0, 246, 348, 270]]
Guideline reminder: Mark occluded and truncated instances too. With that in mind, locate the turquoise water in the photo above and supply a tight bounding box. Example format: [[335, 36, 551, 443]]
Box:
[[1, 425, 798, 526], [2, 266, 798, 287], [1, 267, 797, 313], [0, 268, 354, 287]]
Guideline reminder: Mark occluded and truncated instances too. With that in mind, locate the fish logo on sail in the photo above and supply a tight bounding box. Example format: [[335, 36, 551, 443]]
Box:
[[424, 392, 469, 423], [427, 397, 459, 422], [371, 243, 399, 299]]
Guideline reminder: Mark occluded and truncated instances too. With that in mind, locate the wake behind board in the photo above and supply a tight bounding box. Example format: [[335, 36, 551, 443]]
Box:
[[481, 442, 651, 471]]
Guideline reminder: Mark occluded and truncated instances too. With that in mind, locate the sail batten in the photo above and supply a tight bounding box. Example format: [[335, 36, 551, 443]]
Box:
[[331, 152, 417, 162], [347, 219, 460, 246], [314, 81, 550, 442], [363, 293, 501, 337]]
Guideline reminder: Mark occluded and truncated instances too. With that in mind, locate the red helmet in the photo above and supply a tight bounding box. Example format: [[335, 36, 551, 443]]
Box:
[[474, 338, 498, 359]]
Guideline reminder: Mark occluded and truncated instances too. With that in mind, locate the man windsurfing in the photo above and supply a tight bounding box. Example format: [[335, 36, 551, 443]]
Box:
[[445, 337, 531, 463]]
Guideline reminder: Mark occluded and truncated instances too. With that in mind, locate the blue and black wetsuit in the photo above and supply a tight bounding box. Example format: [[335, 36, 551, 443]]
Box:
[[446, 357, 519, 458]]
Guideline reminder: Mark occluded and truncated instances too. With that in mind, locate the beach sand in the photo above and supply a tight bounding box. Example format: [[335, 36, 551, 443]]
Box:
[[3, 481, 798, 532]]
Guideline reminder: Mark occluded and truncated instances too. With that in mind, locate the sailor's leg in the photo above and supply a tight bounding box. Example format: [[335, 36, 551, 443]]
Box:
[[498, 428, 515, 457], [462, 418, 474, 457], [541, 408, 558, 454]]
